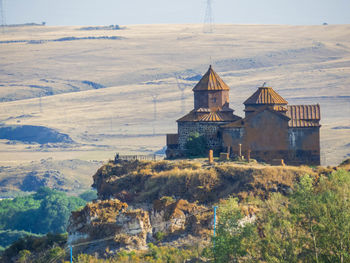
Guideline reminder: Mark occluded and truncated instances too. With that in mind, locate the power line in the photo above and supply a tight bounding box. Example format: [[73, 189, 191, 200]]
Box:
[[71, 235, 116, 248], [175, 75, 186, 114], [203, 0, 214, 33], [39, 95, 43, 113], [47, 246, 69, 263], [0, 0, 5, 33], [151, 94, 158, 135]]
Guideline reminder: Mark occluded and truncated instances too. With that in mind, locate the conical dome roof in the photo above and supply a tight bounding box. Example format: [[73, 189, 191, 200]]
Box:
[[193, 65, 230, 91], [244, 86, 288, 105]]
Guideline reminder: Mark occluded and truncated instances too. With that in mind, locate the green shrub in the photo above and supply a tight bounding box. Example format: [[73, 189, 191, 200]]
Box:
[[154, 231, 166, 242], [1, 233, 67, 262], [185, 132, 208, 157], [0, 230, 41, 250]]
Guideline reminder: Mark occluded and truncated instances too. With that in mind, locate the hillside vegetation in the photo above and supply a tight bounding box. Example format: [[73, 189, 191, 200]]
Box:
[[1, 158, 350, 262], [93, 159, 317, 203], [0, 187, 91, 252]]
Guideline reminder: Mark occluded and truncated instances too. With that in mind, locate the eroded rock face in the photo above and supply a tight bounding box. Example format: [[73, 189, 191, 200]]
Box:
[[115, 209, 152, 250], [67, 198, 213, 254], [151, 198, 212, 237], [67, 199, 128, 245]]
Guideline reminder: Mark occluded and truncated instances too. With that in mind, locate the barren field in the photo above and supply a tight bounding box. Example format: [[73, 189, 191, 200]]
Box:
[[0, 24, 349, 194]]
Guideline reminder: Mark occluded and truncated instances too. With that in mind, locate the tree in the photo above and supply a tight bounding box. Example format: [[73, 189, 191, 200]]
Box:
[[0, 187, 86, 236], [213, 197, 259, 262], [207, 170, 350, 262], [259, 193, 303, 263], [185, 132, 208, 157], [311, 170, 350, 262], [34, 189, 85, 234], [290, 175, 320, 262]]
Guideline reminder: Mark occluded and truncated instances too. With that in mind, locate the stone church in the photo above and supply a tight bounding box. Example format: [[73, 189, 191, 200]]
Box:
[[166, 65, 321, 165]]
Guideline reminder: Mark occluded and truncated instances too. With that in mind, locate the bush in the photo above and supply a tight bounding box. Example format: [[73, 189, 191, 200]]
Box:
[[185, 132, 208, 157], [1, 233, 67, 262], [0, 230, 41, 251]]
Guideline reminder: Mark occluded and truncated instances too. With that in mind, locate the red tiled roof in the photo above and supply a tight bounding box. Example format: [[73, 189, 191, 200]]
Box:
[[286, 105, 320, 120], [286, 105, 321, 127], [198, 112, 224, 122], [272, 105, 288, 112], [244, 105, 287, 113], [177, 111, 197, 122], [193, 65, 230, 91], [177, 110, 240, 122], [244, 87, 288, 105], [288, 120, 320, 127], [222, 107, 290, 128]]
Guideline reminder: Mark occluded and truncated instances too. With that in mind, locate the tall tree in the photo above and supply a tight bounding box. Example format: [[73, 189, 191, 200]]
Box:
[[213, 197, 259, 262]]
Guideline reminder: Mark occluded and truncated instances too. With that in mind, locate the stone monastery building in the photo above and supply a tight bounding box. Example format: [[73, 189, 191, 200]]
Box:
[[166, 65, 321, 165]]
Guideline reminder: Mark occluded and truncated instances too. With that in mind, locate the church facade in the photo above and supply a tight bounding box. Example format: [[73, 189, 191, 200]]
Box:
[[166, 65, 321, 165]]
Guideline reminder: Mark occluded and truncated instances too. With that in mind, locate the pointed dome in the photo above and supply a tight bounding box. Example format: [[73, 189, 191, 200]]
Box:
[[193, 65, 230, 91], [244, 86, 288, 105]]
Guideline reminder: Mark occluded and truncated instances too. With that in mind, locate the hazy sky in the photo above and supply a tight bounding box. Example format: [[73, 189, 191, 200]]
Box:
[[3, 0, 350, 26]]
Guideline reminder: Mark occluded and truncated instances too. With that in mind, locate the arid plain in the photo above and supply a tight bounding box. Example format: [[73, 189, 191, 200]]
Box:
[[0, 24, 349, 194]]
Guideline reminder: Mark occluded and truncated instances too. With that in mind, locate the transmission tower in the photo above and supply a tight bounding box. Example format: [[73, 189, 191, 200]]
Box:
[[39, 95, 43, 113], [175, 75, 186, 114], [151, 94, 158, 135], [0, 0, 5, 33], [203, 0, 213, 33]]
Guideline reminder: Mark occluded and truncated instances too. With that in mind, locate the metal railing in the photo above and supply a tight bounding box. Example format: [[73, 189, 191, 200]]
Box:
[[115, 154, 164, 162]]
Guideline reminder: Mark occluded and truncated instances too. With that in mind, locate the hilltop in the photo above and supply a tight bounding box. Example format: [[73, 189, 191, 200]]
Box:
[[92, 159, 316, 203], [67, 158, 326, 255]]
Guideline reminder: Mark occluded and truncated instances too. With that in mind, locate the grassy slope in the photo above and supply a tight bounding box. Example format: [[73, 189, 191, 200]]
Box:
[[93, 160, 317, 204]]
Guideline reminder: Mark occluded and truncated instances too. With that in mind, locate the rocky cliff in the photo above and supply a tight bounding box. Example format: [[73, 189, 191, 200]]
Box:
[[67, 159, 317, 256]]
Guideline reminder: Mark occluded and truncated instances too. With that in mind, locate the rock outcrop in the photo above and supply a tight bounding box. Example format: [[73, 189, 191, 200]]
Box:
[[68, 159, 315, 255], [68, 200, 128, 245], [151, 198, 212, 237], [68, 197, 213, 255]]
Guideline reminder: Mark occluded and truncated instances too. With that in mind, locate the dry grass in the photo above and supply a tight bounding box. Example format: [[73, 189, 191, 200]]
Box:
[[93, 160, 316, 204]]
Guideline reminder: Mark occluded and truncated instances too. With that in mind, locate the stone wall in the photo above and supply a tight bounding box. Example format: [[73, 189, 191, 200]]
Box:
[[220, 110, 320, 165], [178, 122, 227, 153], [288, 127, 320, 165], [222, 127, 244, 151], [194, 90, 229, 109], [243, 110, 289, 152]]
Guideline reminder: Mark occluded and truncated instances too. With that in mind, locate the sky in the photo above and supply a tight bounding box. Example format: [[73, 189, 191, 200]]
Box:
[[2, 0, 350, 26]]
